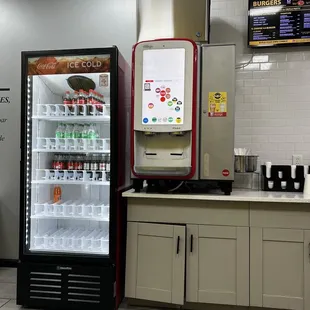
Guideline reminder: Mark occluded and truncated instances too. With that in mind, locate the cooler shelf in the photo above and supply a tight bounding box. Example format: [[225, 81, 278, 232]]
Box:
[[31, 228, 109, 255], [35, 169, 110, 184], [33, 149, 110, 154], [36, 138, 110, 152], [32, 200, 109, 221], [34, 103, 110, 118], [33, 115, 110, 122]]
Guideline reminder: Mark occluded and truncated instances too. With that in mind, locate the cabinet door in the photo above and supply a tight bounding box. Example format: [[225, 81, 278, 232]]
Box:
[[125, 222, 185, 305], [250, 228, 309, 310], [186, 225, 249, 306]]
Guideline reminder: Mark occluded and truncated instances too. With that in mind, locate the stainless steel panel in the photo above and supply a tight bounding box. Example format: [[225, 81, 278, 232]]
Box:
[[137, 0, 209, 42], [200, 44, 235, 181]]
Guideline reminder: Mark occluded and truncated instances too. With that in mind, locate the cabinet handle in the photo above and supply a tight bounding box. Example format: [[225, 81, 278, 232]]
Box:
[[190, 234, 193, 253], [308, 243, 310, 256], [177, 236, 180, 254]]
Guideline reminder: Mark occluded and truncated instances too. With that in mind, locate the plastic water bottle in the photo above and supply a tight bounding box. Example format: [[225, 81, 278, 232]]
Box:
[[73, 124, 81, 139], [82, 124, 89, 139], [88, 123, 97, 139], [65, 124, 73, 138], [55, 123, 64, 138]]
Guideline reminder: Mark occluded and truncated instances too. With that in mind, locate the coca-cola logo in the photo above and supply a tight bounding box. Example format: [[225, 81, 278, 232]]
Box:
[[37, 62, 57, 70]]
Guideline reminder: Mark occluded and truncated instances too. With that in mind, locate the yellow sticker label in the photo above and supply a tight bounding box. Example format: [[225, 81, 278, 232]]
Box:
[[208, 92, 227, 117]]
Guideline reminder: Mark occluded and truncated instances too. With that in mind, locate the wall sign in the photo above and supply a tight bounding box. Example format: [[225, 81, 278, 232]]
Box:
[[0, 88, 10, 104], [208, 92, 227, 117], [28, 55, 110, 75], [0, 88, 10, 142]]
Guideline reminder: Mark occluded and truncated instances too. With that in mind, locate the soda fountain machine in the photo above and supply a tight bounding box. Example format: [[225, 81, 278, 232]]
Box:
[[131, 39, 235, 195]]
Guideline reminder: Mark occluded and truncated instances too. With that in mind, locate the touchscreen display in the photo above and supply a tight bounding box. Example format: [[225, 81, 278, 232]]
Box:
[[249, 0, 310, 47], [142, 48, 185, 125]]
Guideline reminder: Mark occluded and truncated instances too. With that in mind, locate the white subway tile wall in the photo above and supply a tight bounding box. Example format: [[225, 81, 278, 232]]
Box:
[[211, 0, 310, 165]]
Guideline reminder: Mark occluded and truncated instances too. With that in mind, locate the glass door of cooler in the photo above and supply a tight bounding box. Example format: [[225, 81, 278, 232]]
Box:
[[24, 52, 112, 256]]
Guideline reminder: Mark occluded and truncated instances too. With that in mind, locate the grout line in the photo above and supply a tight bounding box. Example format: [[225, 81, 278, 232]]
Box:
[[0, 299, 10, 308]]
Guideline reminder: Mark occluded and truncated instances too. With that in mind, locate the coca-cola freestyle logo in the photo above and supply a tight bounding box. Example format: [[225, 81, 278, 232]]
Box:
[[0, 88, 10, 104]]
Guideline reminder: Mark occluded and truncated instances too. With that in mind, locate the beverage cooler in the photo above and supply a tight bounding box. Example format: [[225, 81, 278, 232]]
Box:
[[17, 48, 131, 310]]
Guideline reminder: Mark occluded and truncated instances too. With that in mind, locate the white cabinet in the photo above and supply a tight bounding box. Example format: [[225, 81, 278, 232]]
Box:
[[125, 222, 185, 305], [125, 222, 249, 307], [186, 225, 249, 306], [250, 228, 310, 310]]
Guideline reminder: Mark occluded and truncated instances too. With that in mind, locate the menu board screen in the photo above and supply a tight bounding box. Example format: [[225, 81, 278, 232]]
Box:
[[249, 0, 310, 47], [142, 48, 185, 125]]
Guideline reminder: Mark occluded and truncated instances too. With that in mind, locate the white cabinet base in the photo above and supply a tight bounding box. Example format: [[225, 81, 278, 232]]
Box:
[[186, 225, 249, 306], [250, 227, 310, 310], [125, 222, 185, 305]]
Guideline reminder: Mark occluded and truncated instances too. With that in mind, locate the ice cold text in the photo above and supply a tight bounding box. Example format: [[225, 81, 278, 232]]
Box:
[[67, 61, 103, 69], [0, 97, 10, 104]]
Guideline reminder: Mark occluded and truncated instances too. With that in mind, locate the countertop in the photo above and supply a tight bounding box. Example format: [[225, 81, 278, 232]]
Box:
[[122, 189, 310, 204]]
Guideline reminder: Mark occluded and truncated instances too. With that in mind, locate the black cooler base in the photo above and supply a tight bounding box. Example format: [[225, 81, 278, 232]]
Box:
[[17, 262, 115, 310]]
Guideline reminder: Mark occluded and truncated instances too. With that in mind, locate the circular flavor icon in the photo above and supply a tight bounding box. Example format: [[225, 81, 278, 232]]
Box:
[[155, 88, 160, 93], [166, 94, 171, 99], [160, 97, 166, 102], [166, 88, 171, 93], [222, 169, 230, 177], [172, 97, 178, 102], [160, 90, 166, 96], [148, 103, 154, 109], [143, 118, 149, 124], [168, 117, 173, 122], [152, 117, 157, 123], [175, 106, 180, 112], [176, 117, 181, 124], [298, 0, 304, 5], [168, 101, 173, 106], [177, 101, 182, 105]]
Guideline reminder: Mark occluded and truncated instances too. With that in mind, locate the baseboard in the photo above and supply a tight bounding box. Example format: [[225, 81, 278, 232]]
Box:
[[0, 259, 18, 268]]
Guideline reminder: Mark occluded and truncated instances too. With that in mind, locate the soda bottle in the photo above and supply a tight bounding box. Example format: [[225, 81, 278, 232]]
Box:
[[73, 124, 81, 139], [67, 154, 74, 170], [98, 93, 104, 113], [54, 154, 64, 170], [52, 154, 60, 169], [99, 154, 106, 171], [106, 154, 111, 181], [64, 124, 73, 138], [72, 91, 78, 105], [88, 123, 97, 139], [78, 89, 86, 115], [87, 90, 94, 115], [83, 154, 90, 170], [74, 154, 83, 170], [55, 123, 64, 138], [90, 154, 99, 171], [53, 185, 62, 203], [71, 90, 79, 115], [82, 124, 89, 139], [63, 91, 73, 113]]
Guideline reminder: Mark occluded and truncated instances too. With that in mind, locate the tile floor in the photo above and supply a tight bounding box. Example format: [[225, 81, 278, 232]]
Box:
[[0, 268, 164, 310], [0, 268, 17, 309]]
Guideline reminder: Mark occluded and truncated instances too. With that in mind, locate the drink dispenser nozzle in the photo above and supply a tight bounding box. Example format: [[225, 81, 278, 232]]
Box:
[[170, 131, 185, 137], [144, 132, 156, 136]]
